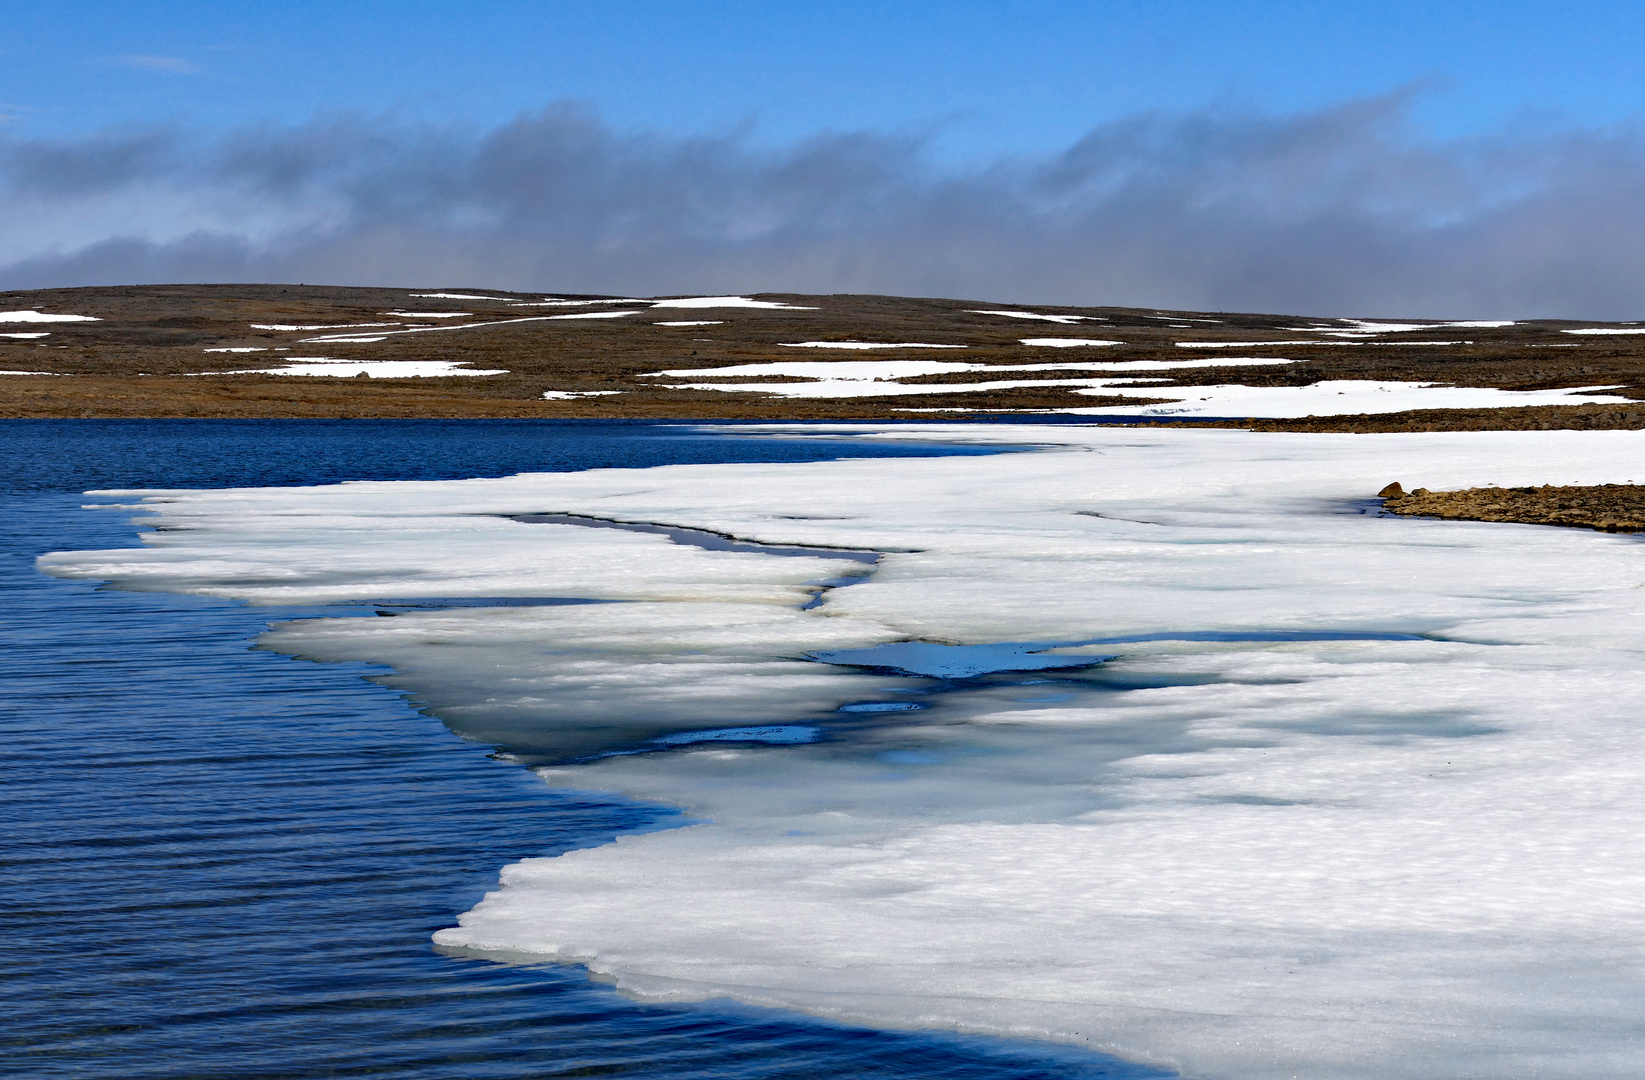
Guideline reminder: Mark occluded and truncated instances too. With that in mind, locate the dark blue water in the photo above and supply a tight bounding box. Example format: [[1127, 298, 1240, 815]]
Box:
[[1, 420, 1170, 1079]]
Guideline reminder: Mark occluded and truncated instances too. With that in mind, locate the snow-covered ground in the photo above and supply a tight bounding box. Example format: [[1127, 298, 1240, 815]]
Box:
[[779, 341, 969, 350], [0, 309, 99, 323], [204, 357, 507, 377], [966, 309, 1099, 324], [1069, 379, 1633, 418], [41, 424, 1645, 1080], [643, 358, 1628, 414], [651, 296, 818, 310]]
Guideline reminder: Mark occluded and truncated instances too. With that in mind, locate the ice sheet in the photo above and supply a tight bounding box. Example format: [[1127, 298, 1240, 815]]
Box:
[[0, 309, 99, 323], [650, 296, 819, 310], [42, 426, 1645, 1079], [966, 309, 1094, 323], [779, 341, 968, 350]]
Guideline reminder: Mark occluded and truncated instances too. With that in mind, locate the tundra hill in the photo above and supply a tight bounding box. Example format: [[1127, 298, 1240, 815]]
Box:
[[3, 284, 1643, 428]]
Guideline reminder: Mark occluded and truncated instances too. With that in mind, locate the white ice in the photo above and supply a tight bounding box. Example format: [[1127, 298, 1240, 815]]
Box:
[[0, 309, 99, 323], [1564, 328, 1645, 336], [1019, 338, 1123, 347], [965, 309, 1094, 323], [0, 369, 61, 374], [41, 425, 1645, 1079], [2, 332, 51, 339], [780, 341, 968, 350], [382, 311, 473, 318], [202, 347, 267, 353], [654, 321, 724, 327], [541, 390, 624, 399], [409, 293, 516, 301], [650, 296, 819, 310]]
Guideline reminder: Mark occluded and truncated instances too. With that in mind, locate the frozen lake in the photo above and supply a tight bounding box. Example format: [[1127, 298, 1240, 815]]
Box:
[[15, 418, 1645, 1078], [4, 419, 1151, 1079]]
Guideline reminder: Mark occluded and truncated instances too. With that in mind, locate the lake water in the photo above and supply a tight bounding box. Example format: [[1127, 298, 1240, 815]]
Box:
[[2, 420, 1171, 1079]]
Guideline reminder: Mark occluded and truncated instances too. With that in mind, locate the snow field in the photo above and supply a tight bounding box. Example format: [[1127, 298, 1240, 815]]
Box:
[[0, 309, 100, 323]]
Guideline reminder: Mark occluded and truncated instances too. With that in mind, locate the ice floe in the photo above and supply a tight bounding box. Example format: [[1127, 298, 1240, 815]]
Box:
[[966, 309, 1095, 324], [42, 424, 1645, 1079], [0, 309, 99, 323], [651, 296, 819, 310]]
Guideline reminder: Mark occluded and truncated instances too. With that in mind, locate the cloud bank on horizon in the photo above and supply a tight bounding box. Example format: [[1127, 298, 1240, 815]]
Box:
[[4, 92, 1645, 319]]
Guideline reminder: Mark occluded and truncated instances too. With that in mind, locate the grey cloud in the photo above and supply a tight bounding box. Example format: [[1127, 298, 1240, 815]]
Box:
[[4, 95, 1645, 318]]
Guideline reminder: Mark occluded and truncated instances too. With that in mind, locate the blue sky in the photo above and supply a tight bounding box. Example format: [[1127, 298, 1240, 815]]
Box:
[[7, 0, 1642, 158], [4, 1, 1645, 316]]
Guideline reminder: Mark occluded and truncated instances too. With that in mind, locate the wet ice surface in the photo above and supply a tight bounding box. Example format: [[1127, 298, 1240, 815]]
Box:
[[13, 419, 1163, 1079], [812, 630, 1423, 678], [39, 423, 1645, 1079]]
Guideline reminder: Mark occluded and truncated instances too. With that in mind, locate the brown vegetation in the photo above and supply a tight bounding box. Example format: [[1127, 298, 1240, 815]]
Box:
[[1379, 482, 1645, 532], [4, 283, 1644, 427]]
